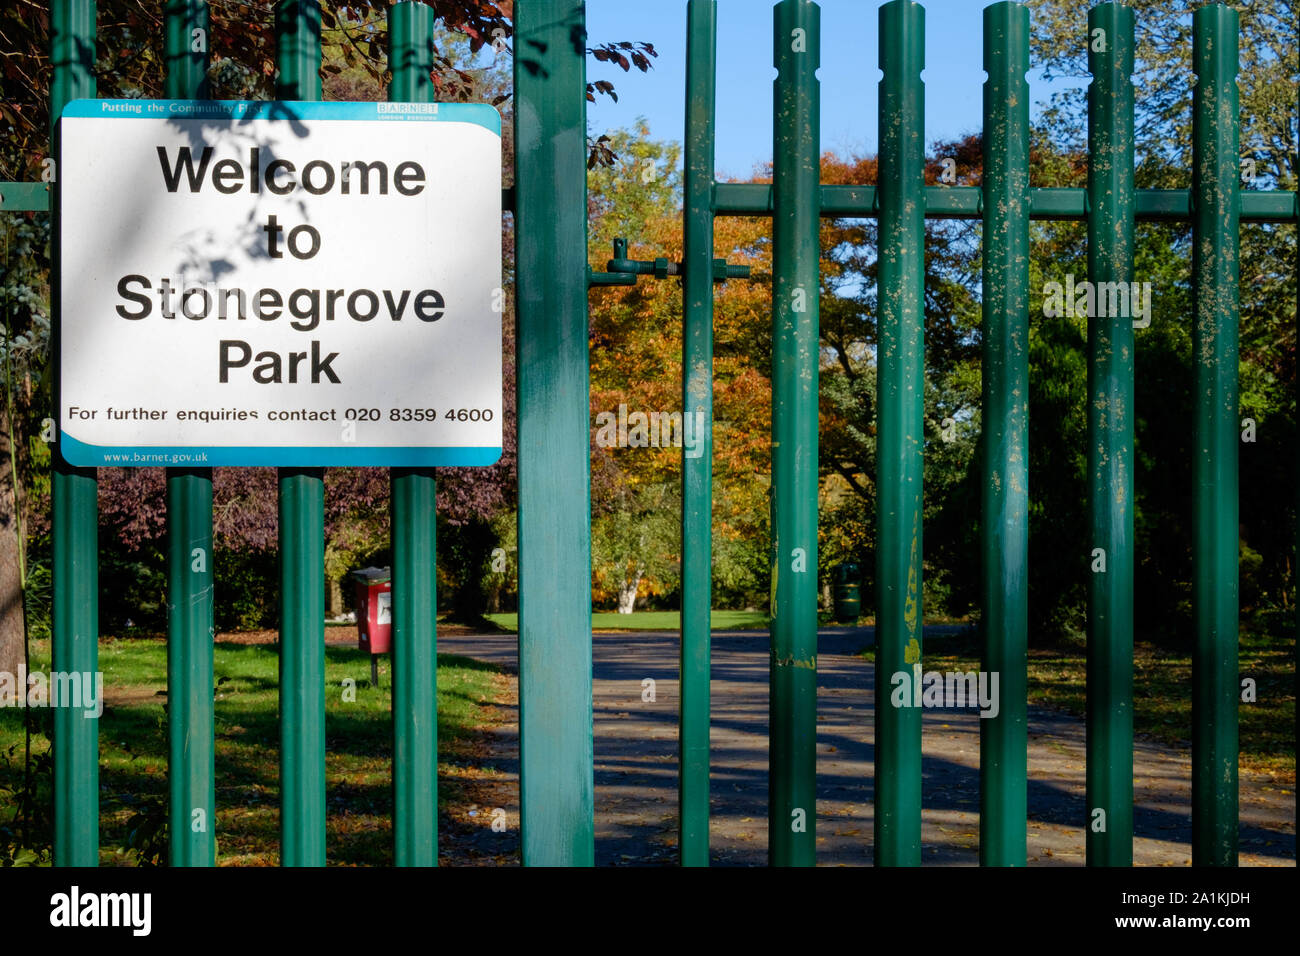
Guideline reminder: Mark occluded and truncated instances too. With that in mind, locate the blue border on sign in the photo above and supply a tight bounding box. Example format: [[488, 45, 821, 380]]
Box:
[[60, 99, 502, 135], [61, 434, 503, 468]]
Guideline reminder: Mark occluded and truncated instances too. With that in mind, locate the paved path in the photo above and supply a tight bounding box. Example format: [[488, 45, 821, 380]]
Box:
[[437, 627, 1295, 866]]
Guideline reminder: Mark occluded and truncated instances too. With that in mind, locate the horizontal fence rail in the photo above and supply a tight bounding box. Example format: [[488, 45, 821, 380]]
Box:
[[9, 182, 1299, 221], [14, 0, 1294, 867]]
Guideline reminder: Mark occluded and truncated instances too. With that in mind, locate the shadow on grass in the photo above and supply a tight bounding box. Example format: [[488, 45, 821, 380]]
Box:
[[1, 638, 509, 867]]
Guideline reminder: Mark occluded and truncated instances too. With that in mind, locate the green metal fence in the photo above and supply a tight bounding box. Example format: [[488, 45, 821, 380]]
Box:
[[1, 0, 1294, 867]]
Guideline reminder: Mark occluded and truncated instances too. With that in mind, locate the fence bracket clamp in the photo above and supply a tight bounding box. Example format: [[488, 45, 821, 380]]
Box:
[[593, 237, 752, 287]]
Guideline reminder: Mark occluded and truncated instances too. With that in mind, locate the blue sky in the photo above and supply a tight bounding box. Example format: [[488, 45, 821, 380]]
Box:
[[585, 0, 1091, 178]]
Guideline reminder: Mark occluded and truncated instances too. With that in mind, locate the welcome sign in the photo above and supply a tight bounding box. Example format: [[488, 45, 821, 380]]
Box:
[[56, 99, 502, 467]]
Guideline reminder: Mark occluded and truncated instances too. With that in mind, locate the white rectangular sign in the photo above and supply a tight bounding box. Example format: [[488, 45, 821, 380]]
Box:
[[57, 99, 502, 467]]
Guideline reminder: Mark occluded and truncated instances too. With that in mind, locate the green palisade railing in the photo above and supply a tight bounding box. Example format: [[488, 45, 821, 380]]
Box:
[[163, 0, 216, 870], [51, 0, 100, 869], [513, 0, 597, 866], [1190, 3, 1241, 869], [1085, 1, 1136, 868], [679, 0, 717, 868], [979, 0, 1030, 868], [27, 0, 1296, 869], [874, 0, 925, 867], [768, 0, 821, 869], [274, 0, 327, 868], [389, 0, 442, 870]]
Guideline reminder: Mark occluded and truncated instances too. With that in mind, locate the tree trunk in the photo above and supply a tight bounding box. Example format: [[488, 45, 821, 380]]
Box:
[[616, 567, 642, 614], [325, 573, 342, 618], [0, 413, 24, 704]]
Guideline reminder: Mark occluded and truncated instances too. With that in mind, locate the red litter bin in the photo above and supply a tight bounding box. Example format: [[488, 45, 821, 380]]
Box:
[[352, 567, 391, 686]]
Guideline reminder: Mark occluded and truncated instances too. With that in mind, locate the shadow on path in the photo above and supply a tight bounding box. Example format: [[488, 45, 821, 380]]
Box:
[[436, 626, 1295, 867]]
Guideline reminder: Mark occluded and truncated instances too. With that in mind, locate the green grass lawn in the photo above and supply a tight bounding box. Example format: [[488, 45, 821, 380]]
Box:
[[861, 624, 1295, 777], [482, 610, 771, 632], [0, 636, 509, 866]]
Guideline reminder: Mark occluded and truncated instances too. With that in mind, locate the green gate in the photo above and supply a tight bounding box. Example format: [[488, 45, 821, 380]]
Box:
[[2, 0, 1295, 867]]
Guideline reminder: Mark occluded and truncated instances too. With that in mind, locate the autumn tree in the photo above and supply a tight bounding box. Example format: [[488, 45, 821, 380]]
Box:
[[587, 126, 773, 612]]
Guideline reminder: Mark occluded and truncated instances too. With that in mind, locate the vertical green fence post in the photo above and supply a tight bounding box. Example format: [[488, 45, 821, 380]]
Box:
[[769, 0, 820, 869], [979, 0, 1029, 868], [875, 0, 924, 867], [1190, 3, 1240, 868], [50, 0, 99, 869], [165, 0, 210, 101], [1085, 1, 1135, 868], [513, 0, 596, 866], [388, 0, 439, 868], [680, 0, 716, 869], [275, 0, 326, 867], [164, 0, 216, 869]]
